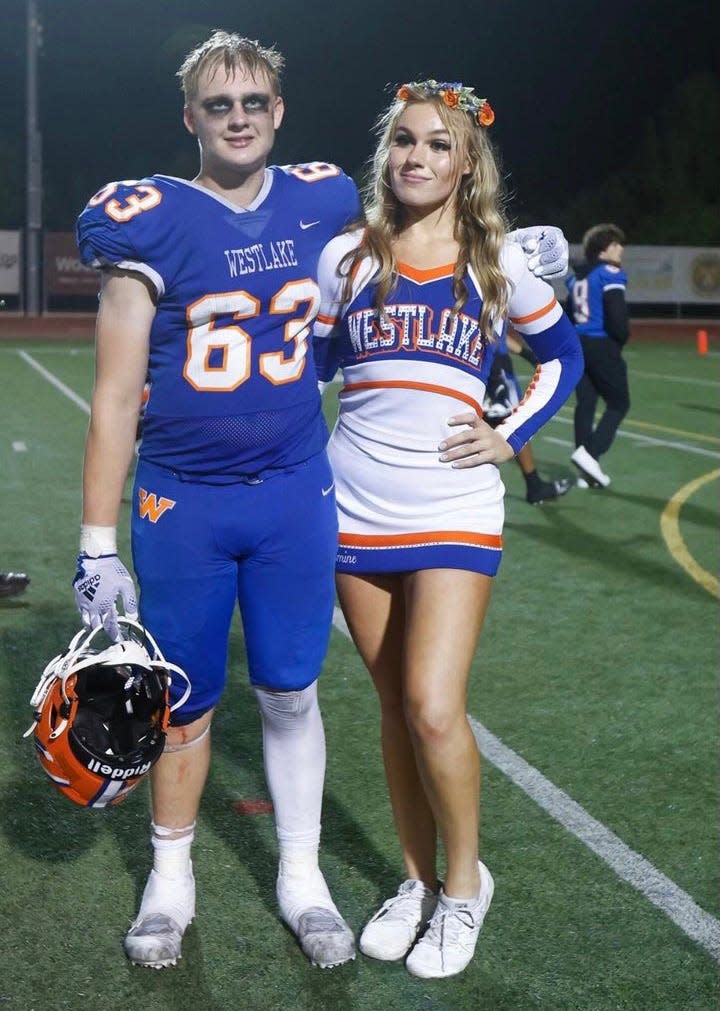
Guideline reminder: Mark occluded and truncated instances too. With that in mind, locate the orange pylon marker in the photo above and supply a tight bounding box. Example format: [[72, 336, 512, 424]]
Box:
[[697, 329, 708, 355]]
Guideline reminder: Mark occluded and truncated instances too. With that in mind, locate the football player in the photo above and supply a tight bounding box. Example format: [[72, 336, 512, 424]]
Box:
[[565, 224, 630, 487], [74, 30, 359, 971]]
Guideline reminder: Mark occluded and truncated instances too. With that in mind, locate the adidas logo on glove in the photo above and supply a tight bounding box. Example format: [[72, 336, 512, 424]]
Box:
[[76, 573, 102, 601]]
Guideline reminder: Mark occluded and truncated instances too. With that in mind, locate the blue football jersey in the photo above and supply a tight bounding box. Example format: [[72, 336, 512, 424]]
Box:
[[565, 261, 628, 338], [77, 164, 360, 477]]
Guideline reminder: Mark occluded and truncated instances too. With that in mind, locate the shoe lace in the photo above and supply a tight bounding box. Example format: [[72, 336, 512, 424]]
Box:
[[374, 881, 428, 923], [423, 905, 477, 958]]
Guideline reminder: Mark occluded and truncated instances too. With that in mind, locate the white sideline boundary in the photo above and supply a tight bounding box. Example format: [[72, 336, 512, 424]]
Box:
[[332, 607, 720, 961], [20, 347, 720, 960]]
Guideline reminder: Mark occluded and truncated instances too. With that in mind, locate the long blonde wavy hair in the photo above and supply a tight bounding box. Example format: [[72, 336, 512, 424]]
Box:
[[343, 85, 509, 340]]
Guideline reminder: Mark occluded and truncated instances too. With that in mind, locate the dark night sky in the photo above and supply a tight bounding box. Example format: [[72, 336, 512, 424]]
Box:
[[0, 0, 717, 230]]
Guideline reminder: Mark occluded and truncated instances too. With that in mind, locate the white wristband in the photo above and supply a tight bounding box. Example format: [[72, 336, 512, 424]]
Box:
[[79, 524, 117, 557]]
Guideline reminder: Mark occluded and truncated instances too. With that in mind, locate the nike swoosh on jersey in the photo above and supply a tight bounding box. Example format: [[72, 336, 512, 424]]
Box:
[[300, 220, 320, 229], [321, 482, 335, 496]]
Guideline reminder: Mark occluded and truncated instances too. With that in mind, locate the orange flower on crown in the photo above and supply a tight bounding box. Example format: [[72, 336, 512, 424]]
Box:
[[395, 80, 496, 128], [478, 102, 495, 127]]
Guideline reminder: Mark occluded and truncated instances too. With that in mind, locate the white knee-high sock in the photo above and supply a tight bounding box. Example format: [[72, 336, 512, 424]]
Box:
[[254, 683, 326, 861]]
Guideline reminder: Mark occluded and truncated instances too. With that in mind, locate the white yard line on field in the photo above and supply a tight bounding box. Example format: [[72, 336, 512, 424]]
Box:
[[544, 415, 720, 459], [630, 369, 720, 389], [0, 346, 93, 354], [332, 606, 720, 961], [543, 428, 720, 461], [18, 350, 91, 414], [514, 366, 720, 390], [469, 718, 720, 961]]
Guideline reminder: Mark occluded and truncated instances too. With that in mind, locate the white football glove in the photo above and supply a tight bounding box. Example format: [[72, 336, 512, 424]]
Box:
[[73, 553, 138, 643], [507, 225, 569, 279]]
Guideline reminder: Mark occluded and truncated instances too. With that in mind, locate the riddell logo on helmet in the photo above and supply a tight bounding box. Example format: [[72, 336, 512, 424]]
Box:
[[86, 758, 153, 779]]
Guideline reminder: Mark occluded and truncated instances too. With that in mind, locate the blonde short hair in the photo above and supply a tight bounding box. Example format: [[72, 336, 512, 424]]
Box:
[[177, 30, 284, 101]]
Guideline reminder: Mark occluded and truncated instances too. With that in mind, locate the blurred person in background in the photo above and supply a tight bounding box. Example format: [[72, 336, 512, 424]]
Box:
[[565, 224, 630, 488]]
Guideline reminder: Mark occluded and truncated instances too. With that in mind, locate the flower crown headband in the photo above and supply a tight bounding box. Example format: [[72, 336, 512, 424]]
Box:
[[396, 79, 495, 127]]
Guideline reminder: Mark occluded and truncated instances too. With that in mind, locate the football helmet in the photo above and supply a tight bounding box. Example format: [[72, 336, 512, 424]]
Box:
[[25, 618, 191, 809]]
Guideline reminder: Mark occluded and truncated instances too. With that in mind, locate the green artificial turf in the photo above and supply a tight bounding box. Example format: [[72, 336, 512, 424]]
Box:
[[0, 340, 717, 1010]]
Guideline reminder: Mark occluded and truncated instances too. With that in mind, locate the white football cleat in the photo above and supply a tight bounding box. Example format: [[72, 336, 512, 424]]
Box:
[[571, 446, 611, 487], [123, 867, 195, 969], [277, 864, 355, 968], [360, 879, 438, 961], [405, 861, 494, 979]]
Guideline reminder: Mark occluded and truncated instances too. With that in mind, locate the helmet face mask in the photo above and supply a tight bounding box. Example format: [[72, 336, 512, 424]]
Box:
[[27, 621, 188, 809]]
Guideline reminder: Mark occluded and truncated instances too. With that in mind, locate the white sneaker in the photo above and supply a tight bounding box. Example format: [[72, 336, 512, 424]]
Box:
[[359, 879, 438, 961], [123, 866, 196, 969], [571, 446, 611, 487], [405, 861, 494, 979], [277, 864, 355, 968]]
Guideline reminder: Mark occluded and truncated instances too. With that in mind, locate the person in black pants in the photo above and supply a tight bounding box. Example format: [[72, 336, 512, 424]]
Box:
[[565, 224, 630, 487], [483, 328, 572, 504], [0, 572, 29, 597]]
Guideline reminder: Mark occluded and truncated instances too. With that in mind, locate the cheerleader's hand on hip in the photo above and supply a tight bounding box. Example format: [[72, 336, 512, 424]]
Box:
[[439, 412, 515, 468]]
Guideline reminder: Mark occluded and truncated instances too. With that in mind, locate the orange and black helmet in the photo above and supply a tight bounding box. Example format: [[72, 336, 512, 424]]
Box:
[[26, 619, 190, 808]]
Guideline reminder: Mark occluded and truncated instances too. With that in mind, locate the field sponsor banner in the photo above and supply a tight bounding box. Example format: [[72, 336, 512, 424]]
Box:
[[45, 232, 100, 296], [0, 230, 21, 294], [554, 245, 720, 304], [674, 248, 720, 302]]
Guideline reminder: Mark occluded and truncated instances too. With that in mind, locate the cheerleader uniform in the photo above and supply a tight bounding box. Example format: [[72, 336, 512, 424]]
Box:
[[313, 231, 582, 576]]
